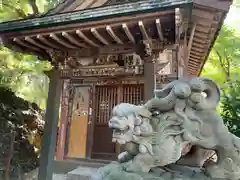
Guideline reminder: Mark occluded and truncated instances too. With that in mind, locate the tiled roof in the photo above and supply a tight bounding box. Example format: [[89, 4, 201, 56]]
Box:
[[0, 0, 192, 33]]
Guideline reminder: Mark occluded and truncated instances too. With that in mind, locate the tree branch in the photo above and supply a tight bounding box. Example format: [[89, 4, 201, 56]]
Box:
[[28, 0, 40, 15], [215, 50, 231, 81], [215, 50, 228, 75]]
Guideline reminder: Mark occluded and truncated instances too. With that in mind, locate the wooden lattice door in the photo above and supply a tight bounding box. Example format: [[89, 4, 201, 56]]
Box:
[[122, 84, 144, 105], [91, 84, 144, 160]]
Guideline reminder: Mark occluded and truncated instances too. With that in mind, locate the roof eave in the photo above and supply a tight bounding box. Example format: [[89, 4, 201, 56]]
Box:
[[0, 0, 193, 34], [198, 11, 228, 76]]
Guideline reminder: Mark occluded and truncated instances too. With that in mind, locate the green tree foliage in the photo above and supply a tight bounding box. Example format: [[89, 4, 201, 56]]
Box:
[[234, 0, 240, 7], [0, 0, 60, 109], [0, 0, 60, 21], [201, 25, 240, 136], [201, 25, 240, 87], [0, 46, 52, 108], [221, 80, 240, 136]]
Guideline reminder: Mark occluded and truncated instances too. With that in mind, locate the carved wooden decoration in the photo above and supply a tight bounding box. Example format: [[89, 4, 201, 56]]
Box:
[[47, 49, 66, 67], [71, 65, 143, 77], [156, 49, 173, 75], [99, 44, 137, 54], [59, 53, 144, 78]]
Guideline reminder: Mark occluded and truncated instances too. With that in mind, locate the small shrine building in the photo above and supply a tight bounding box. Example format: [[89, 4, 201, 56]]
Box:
[[0, 0, 232, 179]]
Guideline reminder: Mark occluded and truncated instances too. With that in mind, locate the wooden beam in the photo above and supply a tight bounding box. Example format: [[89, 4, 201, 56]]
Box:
[[191, 47, 204, 53], [189, 56, 201, 62], [13, 38, 40, 51], [122, 23, 135, 44], [188, 23, 196, 52], [188, 66, 197, 71], [76, 30, 99, 47], [138, 21, 149, 40], [190, 57, 201, 63], [192, 40, 206, 47], [62, 32, 88, 48], [2, 9, 175, 38], [25, 36, 51, 50], [49, 33, 77, 49], [189, 54, 201, 60], [56, 80, 69, 161], [91, 28, 109, 45], [209, 27, 217, 34], [194, 31, 209, 39], [188, 67, 199, 74], [188, 68, 196, 73], [188, 66, 199, 71], [196, 24, 210, 33], [99, 43, 137, 54], [189, 67, 200, 74], [191, 51, 204, 57], [106, 25, 123, 44], [192, 9, 214, 20], [193, 38, 207, 44], [192, 42, 205, 49], [188, 64, 199, 69], [192, 16, 218, 27], [155, 18, 164, 41], [37, 35, 61, 49], [144, 61, 155, 101], [189, 59, 201, 66], [188, 70, 197, 74], [193, 0, 231, 12], [185, 20, 194, 72], [188, 70, 198, 75]]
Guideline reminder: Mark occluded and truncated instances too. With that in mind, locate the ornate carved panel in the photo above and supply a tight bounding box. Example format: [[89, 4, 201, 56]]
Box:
[[60, 53, 144, 78], [156, 49, 173, 75]]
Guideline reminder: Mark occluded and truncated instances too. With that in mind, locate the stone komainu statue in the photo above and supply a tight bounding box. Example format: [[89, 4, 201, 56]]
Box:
[[92, 77, 240, 180]]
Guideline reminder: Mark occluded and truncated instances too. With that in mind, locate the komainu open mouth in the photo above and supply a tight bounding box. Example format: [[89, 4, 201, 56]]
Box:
[[112, 126, 129, 135]]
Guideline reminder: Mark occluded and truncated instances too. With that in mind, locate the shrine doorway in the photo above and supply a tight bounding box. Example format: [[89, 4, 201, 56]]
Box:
[[91, 84, 144, 160], [67, 86, 91, 158]]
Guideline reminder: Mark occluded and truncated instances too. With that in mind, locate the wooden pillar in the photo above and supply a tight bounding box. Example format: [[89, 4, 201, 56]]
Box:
[[138, 40, 158, 101], [56, 79, 70, 160], [38, 70, 61, 180], [144, 59, 155, 101]]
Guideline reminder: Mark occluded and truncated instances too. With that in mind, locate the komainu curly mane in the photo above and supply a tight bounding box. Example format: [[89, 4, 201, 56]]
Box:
[[93, 77, 240, 180]]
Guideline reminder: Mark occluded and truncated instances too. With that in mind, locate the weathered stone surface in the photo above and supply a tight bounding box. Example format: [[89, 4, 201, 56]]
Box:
[[92, 163, 212, 180], [53, 174, 67, 180], [93, 77, 240, 180], [67, 166, 98, 180]]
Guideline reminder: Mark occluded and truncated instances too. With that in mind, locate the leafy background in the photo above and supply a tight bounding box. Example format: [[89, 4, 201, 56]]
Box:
[[0, 0, 239, 178]]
